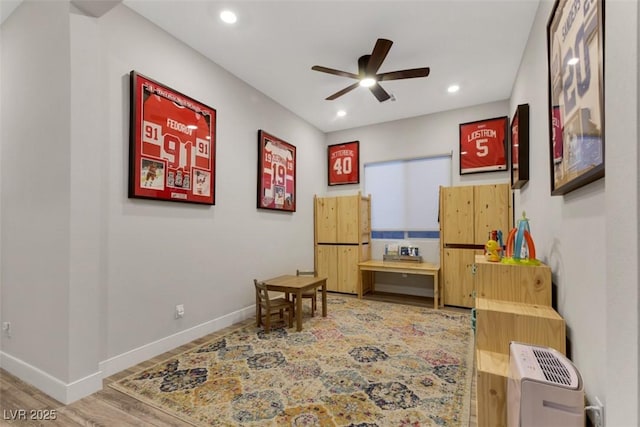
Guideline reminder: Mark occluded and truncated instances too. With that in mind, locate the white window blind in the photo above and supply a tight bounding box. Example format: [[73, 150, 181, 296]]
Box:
[[364, 154, 451, 233]]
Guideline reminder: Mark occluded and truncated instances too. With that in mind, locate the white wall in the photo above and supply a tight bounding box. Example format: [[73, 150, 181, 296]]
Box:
[[603, 1, 639, 424], [512, 1, 638, 425], [98, 4, 325, 362], [68, 6, 103, 393], [511, 0, 606, 410], [0, 0, 3, 360], [1, 2, 326, 403], [1, 0, 72, 384], [326, 99, 510, 189]]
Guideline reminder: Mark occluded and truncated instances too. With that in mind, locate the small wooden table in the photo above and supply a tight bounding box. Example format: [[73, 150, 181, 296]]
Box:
[[358, 260, 441, 309], [262, 275, 328, 331]]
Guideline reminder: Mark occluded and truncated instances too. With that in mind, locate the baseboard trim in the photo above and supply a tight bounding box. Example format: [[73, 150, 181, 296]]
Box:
[[0, 351, 102, 404], [99, 304, 255, 378], [0, 304, 255, 404]]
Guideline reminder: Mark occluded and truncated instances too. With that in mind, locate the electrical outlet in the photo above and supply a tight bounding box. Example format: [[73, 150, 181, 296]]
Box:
[[2, 322, 11, 337], [587, 396, 604, 427], [175, 304, 185, 319]]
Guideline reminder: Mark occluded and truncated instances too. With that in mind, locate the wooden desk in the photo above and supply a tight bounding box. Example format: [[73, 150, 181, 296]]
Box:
[[263, 275, 327, 331], [358, 260, 441, 309]]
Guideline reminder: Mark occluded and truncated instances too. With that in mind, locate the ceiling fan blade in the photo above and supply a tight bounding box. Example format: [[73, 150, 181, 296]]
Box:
[[366, 38, 393, 75], [311, 65, 359, 80], [326, 82, 360, 100], [377, 67, 431, 81], [369, 83, 391, 102], [358, 55, 370, 77]]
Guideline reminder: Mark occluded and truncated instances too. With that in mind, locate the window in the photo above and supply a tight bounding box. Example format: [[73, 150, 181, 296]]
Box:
[[364, 154, 451, 238]]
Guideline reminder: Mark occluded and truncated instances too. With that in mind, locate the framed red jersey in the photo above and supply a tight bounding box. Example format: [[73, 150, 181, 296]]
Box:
[[511, 104, 530, 189], [551, 106, 564, 164], [459, 116, 508, 175], [328, 141, 359, 186], [129, 71, 216, 205], [257, 130, 296, 212]]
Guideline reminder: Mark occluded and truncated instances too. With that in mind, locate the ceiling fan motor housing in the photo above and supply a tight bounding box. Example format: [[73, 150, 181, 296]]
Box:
[[311, 38, 430, 102]]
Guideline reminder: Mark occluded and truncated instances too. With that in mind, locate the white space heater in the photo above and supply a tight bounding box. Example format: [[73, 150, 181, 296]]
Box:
[[507, 342, 585, 427]]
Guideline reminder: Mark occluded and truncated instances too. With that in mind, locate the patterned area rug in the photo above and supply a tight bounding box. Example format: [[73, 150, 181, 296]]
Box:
[[110, 296, 474, 426]]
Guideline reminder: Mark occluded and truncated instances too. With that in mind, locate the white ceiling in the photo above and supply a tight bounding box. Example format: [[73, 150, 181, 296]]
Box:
[[3, 1, 541, 133]]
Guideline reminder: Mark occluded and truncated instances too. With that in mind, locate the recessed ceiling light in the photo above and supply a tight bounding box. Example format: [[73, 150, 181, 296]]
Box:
[[337, 110, 347, 117], [220, 10, 237, 24], [447, 84, 460, 93], [359, 78, 376, 88], [568, 57, 579, 65]]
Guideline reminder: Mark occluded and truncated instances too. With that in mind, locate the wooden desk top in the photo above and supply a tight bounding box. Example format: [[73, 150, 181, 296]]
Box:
[[263, 275, 327, 290], [358, 259, 440, 273]]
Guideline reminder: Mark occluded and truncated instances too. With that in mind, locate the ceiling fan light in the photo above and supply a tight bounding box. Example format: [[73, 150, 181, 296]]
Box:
[[220, 10, 237, 24], [359, 77, 376, 88]]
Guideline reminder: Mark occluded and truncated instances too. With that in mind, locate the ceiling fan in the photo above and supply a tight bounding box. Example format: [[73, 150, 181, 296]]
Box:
[[311, 38, 430, 102]]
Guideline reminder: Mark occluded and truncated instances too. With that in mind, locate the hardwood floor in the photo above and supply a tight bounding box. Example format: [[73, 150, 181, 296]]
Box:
[[0, 292, 477, 426]]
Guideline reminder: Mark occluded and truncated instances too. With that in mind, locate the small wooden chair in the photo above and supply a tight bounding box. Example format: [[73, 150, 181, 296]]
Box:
[[293, 269, 318, 317], [254, 279, 294, 332]]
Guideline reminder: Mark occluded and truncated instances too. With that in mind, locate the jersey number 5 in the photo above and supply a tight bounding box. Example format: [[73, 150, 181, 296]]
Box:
[[475, 140, 489, 157]]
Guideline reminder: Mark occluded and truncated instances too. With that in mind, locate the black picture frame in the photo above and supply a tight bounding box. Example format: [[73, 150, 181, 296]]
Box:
[[459, 116, 508, 175], [327, 141, 360, 186], [257, 130, 296, 212], [547, 0, 605, 195], [128, 71, 216, 205], [511, 104, 530, 189]]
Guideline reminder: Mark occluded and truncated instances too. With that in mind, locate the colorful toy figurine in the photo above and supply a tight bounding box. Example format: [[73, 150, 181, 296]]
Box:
[[485, 239, 502, 262], [485, 230, 503, 262], [502, 211, 540, 265]]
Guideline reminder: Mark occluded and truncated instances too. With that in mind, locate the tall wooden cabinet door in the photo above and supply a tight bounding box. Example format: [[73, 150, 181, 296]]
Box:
[[359, 196, 370, 243], [474, 184, 511, 243], [337, 246, 359, 294], [316, 245, 338, 291], [440, 186, 474, 244], [336, 196, 359, 243], [316, 197, 337, 243], [443, 248, 476, 307]]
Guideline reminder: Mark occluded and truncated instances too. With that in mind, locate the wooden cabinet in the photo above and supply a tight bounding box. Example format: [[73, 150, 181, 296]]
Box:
[[473, 259, 565, 427], [442, 248, 476, 307], [315, 195, 369, 244], [473, 184, 511, 243], [439, 183, 512, 307], [476, 350, 509, 427], [474, 255, 552, 305], [316, 245, 365, 294], [314, 193, 370, 294], [476, 298, 566, 355], [444, 253, 552, 309], [440, 185, 475, 244]]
